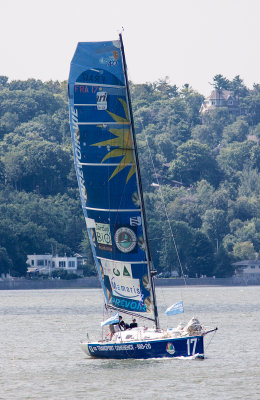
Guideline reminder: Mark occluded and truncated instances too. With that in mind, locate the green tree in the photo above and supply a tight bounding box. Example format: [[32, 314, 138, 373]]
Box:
[[201, 107, 234, 147], [238, 167, 260, 197], [211, 74, 230, 91], [191, 125, 214, 147], [214, 246, 234, 277], [0, 220, 27, 276], [202, 208, 228, 246], [229, 75, 248, 98], [223, 119, 249, 143], [169, 140, 221, 186], [3, 140, 71, 194], [153, 77, 179, 99], [233, 241, 256, 260], [0, 160, 5, 184], [158, 221, 194, 275], [186, 231, 216, 277], [153, 133, 177, 162], [241, 85, 260, 125], [253, 123, 260, 139], [229, 196, 258, 221], [0, 246, 13, 274], [217, 141, 256, 177], [0, 76, 8, 87], [168, 196, 202, 228]]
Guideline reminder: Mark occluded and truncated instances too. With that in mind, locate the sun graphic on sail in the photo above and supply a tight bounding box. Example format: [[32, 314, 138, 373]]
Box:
[[91, 98, 135, 183]]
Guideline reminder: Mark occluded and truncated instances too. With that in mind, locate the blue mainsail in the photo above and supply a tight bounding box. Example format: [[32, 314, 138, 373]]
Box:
[[68, 39, 154, 317]]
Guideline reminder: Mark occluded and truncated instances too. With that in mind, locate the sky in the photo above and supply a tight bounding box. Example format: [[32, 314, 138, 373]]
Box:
[[1, 0, 259, 95]]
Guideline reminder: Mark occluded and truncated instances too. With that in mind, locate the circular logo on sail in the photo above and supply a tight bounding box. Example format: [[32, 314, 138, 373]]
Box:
[[166, 343, 175, 355], [115, 227, 137, 253]]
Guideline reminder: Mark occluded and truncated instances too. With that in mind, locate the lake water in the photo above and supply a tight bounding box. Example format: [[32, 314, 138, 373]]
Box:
[[0, 286, 259, 400]]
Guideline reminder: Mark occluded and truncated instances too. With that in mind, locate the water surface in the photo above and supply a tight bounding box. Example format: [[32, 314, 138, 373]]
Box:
[[0, 286, 259, 399]]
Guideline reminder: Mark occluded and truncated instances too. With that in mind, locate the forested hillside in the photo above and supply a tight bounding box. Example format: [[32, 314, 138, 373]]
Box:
[[0, 75, 259, 277]]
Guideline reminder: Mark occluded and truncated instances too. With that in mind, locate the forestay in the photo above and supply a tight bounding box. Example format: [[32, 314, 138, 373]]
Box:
[[68, 40, 154, 317]]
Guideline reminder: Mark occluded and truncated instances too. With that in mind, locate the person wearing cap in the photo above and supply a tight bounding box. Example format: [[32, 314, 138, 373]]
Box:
[[130, 318, 138, 329]]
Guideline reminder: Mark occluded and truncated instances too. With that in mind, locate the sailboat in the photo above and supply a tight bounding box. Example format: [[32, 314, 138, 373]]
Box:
[[68, 34, 217, 359]]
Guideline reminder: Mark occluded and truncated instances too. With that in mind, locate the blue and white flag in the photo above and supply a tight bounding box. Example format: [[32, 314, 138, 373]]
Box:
[[101, 312, 119, 327], [165, 301, 184, 316]]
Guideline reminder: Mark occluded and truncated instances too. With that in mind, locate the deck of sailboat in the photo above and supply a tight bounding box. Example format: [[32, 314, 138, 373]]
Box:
[[108, 326, 202, 342]]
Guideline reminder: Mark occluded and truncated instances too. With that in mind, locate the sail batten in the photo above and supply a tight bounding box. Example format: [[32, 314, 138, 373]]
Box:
[[106, 305, 155, 322], [77, 122, 130, 125], [75, 82, 126, 88], [80, 163, 133, 167], [69, 37, 155, 318], [97, 256, 148, 264], [85, 207, 141, 212]]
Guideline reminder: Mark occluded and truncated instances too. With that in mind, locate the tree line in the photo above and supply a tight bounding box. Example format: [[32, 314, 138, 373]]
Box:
[[0, 75, 259, 277]]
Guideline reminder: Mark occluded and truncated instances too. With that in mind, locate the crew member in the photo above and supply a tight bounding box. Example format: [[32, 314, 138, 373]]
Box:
[[119, 316, 126, 330], [130, 318, 138, 329]]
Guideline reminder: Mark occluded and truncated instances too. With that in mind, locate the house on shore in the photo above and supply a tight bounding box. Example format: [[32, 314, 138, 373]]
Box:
[[26, 253, 89, 276], [200, 90, 239, 115], [232, 260, 260, 278]]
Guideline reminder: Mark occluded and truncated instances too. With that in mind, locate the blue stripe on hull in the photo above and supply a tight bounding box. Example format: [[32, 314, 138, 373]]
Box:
[[86, 336, 204, 359]]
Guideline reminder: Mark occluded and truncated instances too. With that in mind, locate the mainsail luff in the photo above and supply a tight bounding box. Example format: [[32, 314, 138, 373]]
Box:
[[118, 34, 160, 329]]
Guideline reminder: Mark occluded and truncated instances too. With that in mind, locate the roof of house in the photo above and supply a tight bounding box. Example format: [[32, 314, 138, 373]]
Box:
[[232, 260, 260, 266], [209, 89, 235, 100]]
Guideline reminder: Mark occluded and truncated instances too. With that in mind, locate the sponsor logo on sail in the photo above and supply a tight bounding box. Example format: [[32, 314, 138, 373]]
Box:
[[113, 268, 120, 276], [99, 51, 119, 67], [123, 266, 130, 277], [110, 277, 142, 301], [101, 260, 132, 278], [99, 55, 118, 67], [97, 91, 107, 110], [95, 223, 112, 252], [115, 227, 137, 253], [113, 51, 119, 60], [111, 296, 146, 312], [166, 343, 175, 355], [130, 216, 142, 226]]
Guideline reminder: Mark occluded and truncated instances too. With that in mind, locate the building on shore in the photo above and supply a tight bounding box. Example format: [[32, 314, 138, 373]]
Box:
[[232, 260, 260, 278], [26, 254, 89, 276], [200, 90, 239, 115]]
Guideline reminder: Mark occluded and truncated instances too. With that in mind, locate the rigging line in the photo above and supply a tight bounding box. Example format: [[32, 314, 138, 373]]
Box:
[[141, 118, 186, 283], [139, 118, 188, 313], [149, 234, 173, 241], [204, 329, 217, 350]]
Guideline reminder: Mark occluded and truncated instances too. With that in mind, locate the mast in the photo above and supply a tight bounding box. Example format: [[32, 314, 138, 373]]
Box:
[[119, 33, 160, 329]]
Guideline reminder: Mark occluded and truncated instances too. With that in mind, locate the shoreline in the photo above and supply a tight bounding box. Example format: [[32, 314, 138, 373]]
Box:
[[1, 276, 260, 290]]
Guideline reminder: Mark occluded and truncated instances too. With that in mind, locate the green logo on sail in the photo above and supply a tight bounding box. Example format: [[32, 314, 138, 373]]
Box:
[[123, 266, 130, 277], [113, 268, 120, 276], [115, 227, 137, 253]]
